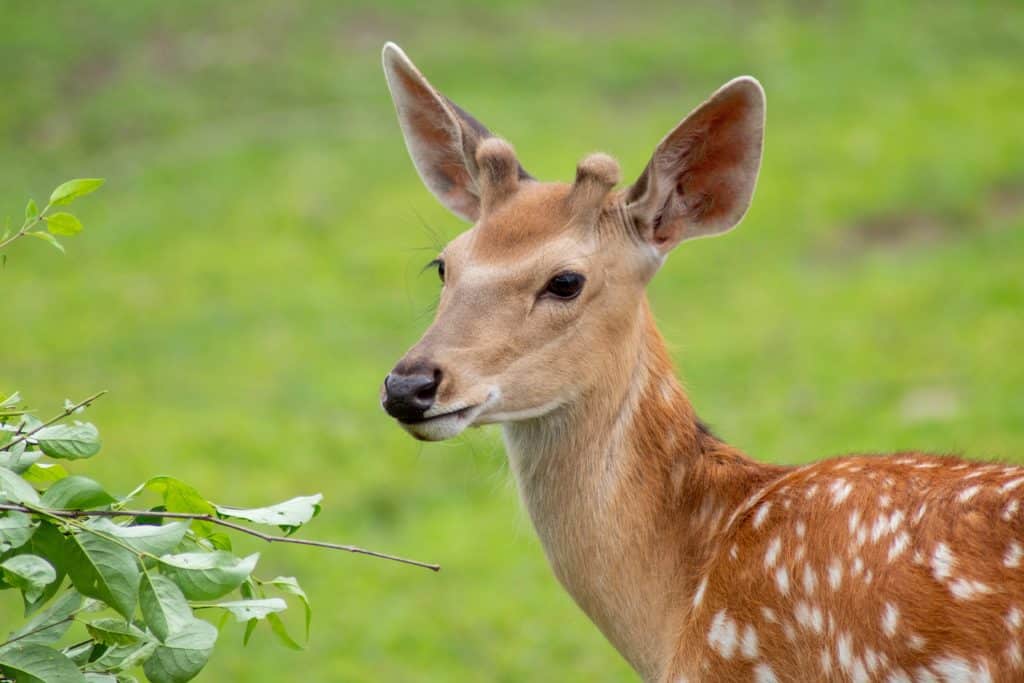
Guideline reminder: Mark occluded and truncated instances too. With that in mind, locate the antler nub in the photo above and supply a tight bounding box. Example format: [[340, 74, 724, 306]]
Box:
[[569, 153, 621, 222], [475, 137, 521, 212]]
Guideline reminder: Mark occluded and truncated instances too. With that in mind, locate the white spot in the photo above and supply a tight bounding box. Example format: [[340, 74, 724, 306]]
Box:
[[914, 667, 939, 683], [775, 566, 790, 595], [764, 537, 782, 568], [888, 531, 911, 562], [1007, 642, 1023, 667], [848, 509, 862, 534], [1003, 477, 1024, 494], [865, 648, 879, 673], [796, 520, 806, 538], [707, 609, 737, 659], [837, 632, 853, 671], [752, 502, 771, 529], [931, 542, 954, 581], [949, 578, 991, 600], [1005, 541, 1024, 568], [805, 483, 820, 499], [958, 485, 982, 503], [795, 601, 813, 629], [914, 461, 940, 469], [693, 577, 708, 609], [730, 544, 739, 560], [828, 558, 843, 590], [740, 624, 758, 659], [830, 479, 853, 506], [879, 494, 892, 508], [754, 662, 778, 683], [914, 503, 929, 523], [963, 469, 985, 480], [888, 509, 905, 533], [760, 607, 777, 623], [802, 564, 817, 594], [783, 621, 796, 642], [851, 556, 864, 577], [811, 605, 824, 633], [871, 513, 891, 542], [908, 633, 927, 650], [1005, 499, 1021, 521], [1007, 606, 1023, 630], [885, 670, 912, 683], [851, 658, 869, 683], [820, 648, 833, 674], [882, 603, 899, 637], [931, 656, 993, 683]]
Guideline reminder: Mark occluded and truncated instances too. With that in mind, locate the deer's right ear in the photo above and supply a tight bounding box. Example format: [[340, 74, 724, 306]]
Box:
[[382, 43, 529, 223], [625, 77, 765, 254]]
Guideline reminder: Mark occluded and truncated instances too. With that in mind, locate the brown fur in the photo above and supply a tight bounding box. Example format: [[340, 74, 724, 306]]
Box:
[[380, 43, 1022, 682]]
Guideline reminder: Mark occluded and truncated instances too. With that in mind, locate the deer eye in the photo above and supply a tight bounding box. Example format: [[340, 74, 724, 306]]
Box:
[[544, 272, 585, 300], [426, 258, 445, 283]]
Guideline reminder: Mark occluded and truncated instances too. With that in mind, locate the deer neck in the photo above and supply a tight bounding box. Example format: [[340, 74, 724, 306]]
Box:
[[502, 299, 780, 681]]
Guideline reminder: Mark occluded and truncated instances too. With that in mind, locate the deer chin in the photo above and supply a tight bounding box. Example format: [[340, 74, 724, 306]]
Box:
[[398, 391, 498, 441]]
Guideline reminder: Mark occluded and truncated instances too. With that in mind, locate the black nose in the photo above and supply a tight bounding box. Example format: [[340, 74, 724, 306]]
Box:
[[383, 361, 441, 423]]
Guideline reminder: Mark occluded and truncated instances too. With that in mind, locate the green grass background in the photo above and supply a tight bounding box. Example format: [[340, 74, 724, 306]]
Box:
[[2, 0, 1022, 680]]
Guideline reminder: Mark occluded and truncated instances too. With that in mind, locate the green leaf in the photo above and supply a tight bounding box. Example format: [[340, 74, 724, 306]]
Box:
[[41, 476, 116, 509], [136, 477, 218, 539], [50, 178, 104, 206], [142, 619, 217, 683], [0, 643, 86, 682], [158, 552, 258, 601], [139, 572, 193, 642], [21, 462, 69, 487], [25, 199, 38, 221], [26, 230, 65, 252], [85, 618, 149, 647], [208, 598, 286, 623], [0, 467, 40, 505], [86, 519, 188, 557], [1, 555, 56, 603], [4, 589, 82, 646], [266, 576, 312, 639], [0, 446, 41, 474], [35, 422, 101, 460], [0, 512, 38, 553], [214, 493, 322, 530], [44, 212, 83, 236], [266, 612, 303, 651], [89, 638, 156, 675], [66, 530, 140, 620]]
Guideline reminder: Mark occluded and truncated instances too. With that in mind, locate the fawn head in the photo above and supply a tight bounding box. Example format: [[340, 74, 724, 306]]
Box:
[[380, 43, 765, 441]]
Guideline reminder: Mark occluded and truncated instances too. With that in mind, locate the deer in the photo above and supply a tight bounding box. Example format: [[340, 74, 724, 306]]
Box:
[[378, 42, 1024, 683]]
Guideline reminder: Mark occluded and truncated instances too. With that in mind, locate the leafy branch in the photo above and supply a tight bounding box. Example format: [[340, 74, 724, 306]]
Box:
[[0, 178, 102, 254], [1, 180, 439, 683], [0, 505, 440, 572]]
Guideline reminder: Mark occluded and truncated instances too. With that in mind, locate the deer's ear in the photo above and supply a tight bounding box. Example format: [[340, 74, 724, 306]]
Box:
[[626, 77, 765, 254], [382, 42, 530, 223]]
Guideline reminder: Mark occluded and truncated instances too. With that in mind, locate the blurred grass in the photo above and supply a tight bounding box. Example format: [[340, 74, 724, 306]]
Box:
[[1, 0, 1023, 680]]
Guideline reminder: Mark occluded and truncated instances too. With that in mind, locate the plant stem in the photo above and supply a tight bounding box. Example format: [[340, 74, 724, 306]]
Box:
[[0, 203, 49, 251], [0, 504, 440, 572], [1, 390, 107, 453]]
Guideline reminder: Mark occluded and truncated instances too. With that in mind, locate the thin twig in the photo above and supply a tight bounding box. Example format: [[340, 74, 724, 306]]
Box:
[[1, 390, 107, 453], [0, 615, 75, 649], [0, 504, 440, 572]]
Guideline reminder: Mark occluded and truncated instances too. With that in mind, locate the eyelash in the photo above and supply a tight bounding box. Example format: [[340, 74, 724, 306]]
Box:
[[425, 258, 445, 282]]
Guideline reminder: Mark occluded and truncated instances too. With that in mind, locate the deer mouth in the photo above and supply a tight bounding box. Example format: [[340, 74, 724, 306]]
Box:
[[398, 391, 499, 441]]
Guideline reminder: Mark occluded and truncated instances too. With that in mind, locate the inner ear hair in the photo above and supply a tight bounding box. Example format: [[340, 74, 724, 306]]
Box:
[[475, 138, 522, 212], [568, 153, 621, 223]]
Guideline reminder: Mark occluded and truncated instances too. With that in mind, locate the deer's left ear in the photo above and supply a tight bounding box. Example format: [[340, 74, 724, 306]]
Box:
[[626, 77, 765, 253]]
